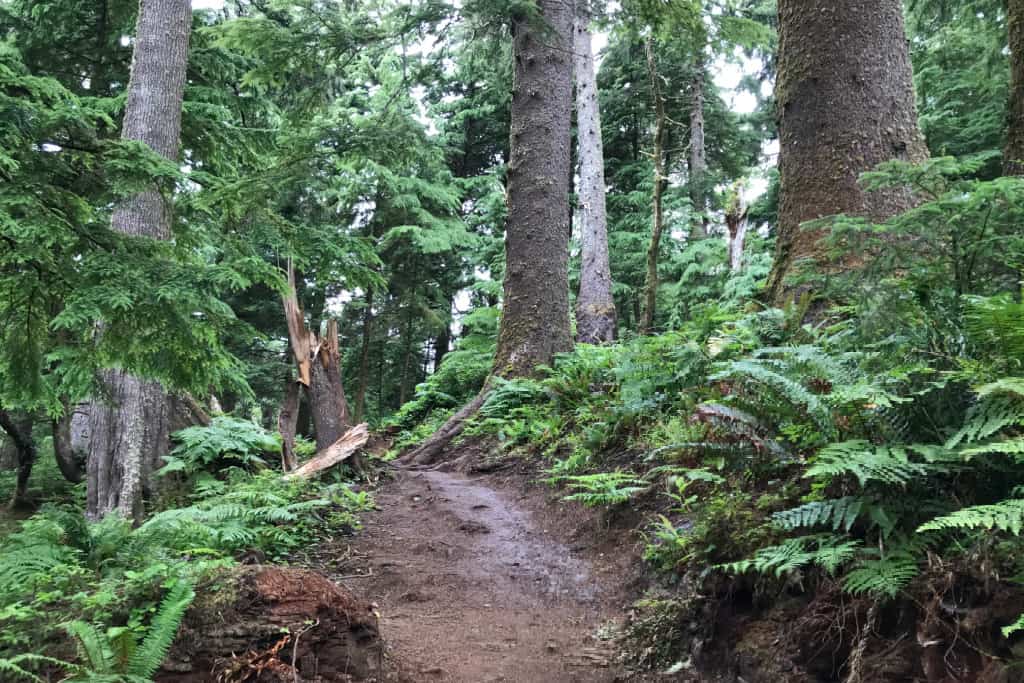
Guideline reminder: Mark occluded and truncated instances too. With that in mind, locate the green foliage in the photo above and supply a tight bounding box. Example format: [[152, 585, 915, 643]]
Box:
[[63, 578, 194, 682], [918, 500, 1024, 535], [804, 442, 931, 487], [159, 417, 281, 477], [772, 497, 874, 534], [841, 550, 919, 599], [0, 468, 369, 669], [554, 471, 647, 507], [721, 535, 862, 579]]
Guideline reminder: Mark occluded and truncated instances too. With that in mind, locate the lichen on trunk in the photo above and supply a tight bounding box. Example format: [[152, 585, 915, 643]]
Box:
[[573, 1, 616, 345]]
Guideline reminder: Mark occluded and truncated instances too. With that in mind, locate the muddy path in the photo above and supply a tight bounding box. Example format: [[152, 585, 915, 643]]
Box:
[[317, 468, 640, 682]]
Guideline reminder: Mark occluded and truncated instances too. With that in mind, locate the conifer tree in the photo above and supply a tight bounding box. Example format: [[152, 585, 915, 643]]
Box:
[[574, 0, 617, 344], [402, 0, 575, 465], [765, 0, 929, 304], [86, 0, 192, 521]]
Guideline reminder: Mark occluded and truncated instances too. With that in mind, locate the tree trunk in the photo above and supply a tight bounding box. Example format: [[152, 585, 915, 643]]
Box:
[[278, 375, 300, 472], [641, 36, 667, 336], [573, 3, 617, 345], [399, 305, 415, 407], [0, 409, 36, 508], [281, 261, 350, 451], [765, 0, 929, 305], [491, 0, 575, 377], [689, 58, 709, 241], [52, 402, 86, 483], [1006, 0, 1024, 176], [401, 0, 574, 466], [354, 287, 374, 423], [87, 0, 192, 521], [726, 190, 750, 273], [434, 306, 451, 369]]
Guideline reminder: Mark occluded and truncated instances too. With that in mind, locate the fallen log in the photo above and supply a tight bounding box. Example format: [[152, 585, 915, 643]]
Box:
[[286, 423, 369, 480], [160, 566, 380, 682]]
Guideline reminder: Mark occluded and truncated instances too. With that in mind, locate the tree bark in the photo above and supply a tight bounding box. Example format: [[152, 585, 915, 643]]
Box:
[[765, 0, 929, 305], [278, 375, 300, 472], [689, 58, 709, 241], [0, 409, 36, 508], [491, 0, 574, 377], [434, 306, 451, 369], [281, 262, 351, 452], [399, 304, 415, 407], [726, 190, 750, 273], [1006, 0, 1024, 176], [573, 2, 617, 345], [354, 287, 374, 423], [641, 36, 667, 336], [87, 0, 192, 521], [52, 402, 86, 484], [401, 0, 574, 466]]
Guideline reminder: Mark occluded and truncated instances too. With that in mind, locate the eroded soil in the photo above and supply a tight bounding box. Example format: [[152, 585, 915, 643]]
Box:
[[315, 467, 642, 682]]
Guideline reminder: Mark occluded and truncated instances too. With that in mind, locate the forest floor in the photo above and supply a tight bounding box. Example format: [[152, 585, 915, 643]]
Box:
[[305, 459, 656, 682]]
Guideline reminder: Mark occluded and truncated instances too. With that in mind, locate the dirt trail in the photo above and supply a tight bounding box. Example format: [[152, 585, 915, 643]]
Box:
[[322, 468, 636, 682]]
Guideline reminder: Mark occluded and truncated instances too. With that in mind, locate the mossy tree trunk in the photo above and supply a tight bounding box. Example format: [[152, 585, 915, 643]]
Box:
[[573, 1, 616, 345], [765, 0, 929, 305], [1006, 0, 1024, 176], [86, 0, 192, 521], [492, 0, 574, 377], [401, 0, 574, 466]]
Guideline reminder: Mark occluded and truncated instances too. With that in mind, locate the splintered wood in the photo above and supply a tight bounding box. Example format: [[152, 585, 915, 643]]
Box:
[[286, 423, 369, 479]]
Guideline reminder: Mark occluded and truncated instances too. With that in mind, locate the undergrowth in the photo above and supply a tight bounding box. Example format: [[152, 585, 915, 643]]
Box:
[[0, 419, 372, 680]]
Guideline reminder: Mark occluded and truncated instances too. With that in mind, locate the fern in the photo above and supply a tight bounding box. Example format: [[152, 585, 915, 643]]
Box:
[[773, 497, 868, 533], [946, 395, 1024, 448], [918, 499, 1024, 535], [557, 472, 647, 507], [0, 654, 72, 682], [958, 437, 1024, 461], [161, 417, 280, 476], [1002, 613, 1024, 638], [720, 535, 860, 578], [711, 359, 836, 436], [964, 294, 1024, 365], [842, 551, 918, 599], [805, 441, 931, 486], [64, 621, 112, 674], [128, 579, 194, 678]]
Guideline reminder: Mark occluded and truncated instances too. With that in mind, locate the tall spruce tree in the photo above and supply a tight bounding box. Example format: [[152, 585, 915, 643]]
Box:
[[765, 0, 929, 304], [574, 0, 617, 344], [86, 0, 192, 521], [402, 0, 575, 466]]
